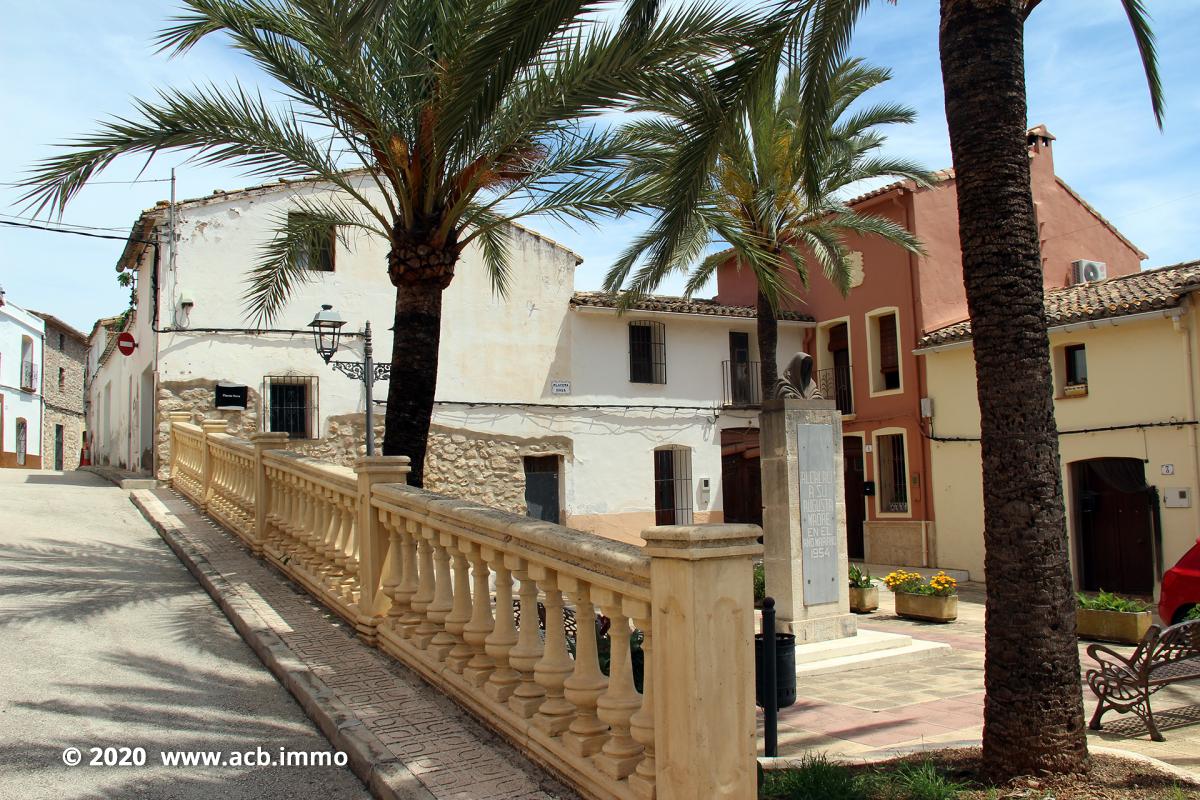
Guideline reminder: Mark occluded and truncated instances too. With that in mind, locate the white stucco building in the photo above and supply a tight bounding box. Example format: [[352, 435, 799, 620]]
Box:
[[0, 288, 45, 469], [87, 178, 809, 544]]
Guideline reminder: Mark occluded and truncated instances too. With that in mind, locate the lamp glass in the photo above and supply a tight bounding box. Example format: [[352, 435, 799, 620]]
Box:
[[308, 304, 346, 363]]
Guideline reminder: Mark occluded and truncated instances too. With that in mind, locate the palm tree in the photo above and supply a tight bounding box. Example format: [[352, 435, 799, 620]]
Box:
[[604, 58, 928, 397], [19, 0, 763, 487], [749, 0, 1163, 779]]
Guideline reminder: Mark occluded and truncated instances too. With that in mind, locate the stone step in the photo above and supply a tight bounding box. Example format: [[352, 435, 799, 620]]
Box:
[[794, 635, 951, 678], [791, 627, 912, 664]]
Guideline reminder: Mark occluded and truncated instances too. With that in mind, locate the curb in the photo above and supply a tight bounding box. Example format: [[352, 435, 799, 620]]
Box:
[[130, 490, 436, 800]]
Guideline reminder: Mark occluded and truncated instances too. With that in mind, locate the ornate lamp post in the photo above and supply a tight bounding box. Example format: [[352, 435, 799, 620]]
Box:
[[308, 304, 391, 456]]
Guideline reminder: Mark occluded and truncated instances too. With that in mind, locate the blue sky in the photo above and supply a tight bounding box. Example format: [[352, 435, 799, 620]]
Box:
[[1, 1, 1197, 333]]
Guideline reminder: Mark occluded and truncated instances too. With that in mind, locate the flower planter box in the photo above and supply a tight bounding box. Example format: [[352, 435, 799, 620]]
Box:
[[1077, 608, 1152, 645], [849, 586, 878, 613], [895, 592, 958, 623]]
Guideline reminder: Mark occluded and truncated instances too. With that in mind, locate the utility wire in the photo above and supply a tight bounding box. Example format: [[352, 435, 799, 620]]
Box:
[[0, 177, 171, 186], [0, 212, 129, 233], [0, 218, 149, 243]]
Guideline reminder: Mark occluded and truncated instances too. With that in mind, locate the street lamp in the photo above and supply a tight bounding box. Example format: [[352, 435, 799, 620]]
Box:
[[308, 305, 391, 456]]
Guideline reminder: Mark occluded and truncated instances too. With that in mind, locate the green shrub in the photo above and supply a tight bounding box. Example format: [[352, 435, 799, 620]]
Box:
[[849, 564, 873, 589], [754, 562, 766, 604], [889, 760, 964, 800], [760, 754, 864, 800], [1077, 590, 1150, 613], [1185, 605, 1200, 622]]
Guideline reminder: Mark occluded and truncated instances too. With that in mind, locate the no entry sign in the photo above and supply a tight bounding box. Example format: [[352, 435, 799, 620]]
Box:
[[116, 331, 137, 356]]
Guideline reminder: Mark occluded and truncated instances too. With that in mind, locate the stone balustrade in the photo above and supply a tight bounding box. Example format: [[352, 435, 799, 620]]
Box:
[[167, 417, 761, 800]]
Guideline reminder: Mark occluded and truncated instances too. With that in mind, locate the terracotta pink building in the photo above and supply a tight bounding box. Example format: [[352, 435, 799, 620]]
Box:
[[714, 127, 1146, 568]]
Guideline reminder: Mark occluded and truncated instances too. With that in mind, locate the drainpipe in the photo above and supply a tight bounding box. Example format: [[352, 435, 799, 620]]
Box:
[[900, 194, 935, 563], [1176, 295, 1200, 555]]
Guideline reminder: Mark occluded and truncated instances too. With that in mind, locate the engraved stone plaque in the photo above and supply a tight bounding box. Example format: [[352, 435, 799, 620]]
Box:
[[796, 423, 839, 605]]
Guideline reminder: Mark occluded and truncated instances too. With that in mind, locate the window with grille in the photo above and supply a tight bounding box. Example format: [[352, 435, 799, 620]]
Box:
[[653, 447, 693, 525], [264, 376, 318, 438], [288, 213, 335, 272], [877, 433, 908, 513], [629, 321, 666, 384], [58, 367, 66, 391]]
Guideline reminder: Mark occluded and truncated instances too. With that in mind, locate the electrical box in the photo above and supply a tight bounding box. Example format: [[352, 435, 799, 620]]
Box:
[[920, 397, 934, 418], [1164, 487, 1192, 509]]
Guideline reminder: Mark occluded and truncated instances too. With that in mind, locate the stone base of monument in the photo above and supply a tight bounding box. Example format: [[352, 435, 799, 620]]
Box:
[[785, 611, 858, 643]]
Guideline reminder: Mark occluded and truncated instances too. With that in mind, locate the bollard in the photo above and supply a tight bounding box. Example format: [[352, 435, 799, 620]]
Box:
[[763, 596, 778, 757]]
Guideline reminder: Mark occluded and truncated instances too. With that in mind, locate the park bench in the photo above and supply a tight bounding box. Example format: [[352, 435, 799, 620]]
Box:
[[1086, 618, 1200, 741]]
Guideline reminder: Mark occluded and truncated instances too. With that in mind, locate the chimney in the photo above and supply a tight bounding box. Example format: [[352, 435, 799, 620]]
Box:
[[0, 285, 5, 307], [1027, 123, 1056, 180]]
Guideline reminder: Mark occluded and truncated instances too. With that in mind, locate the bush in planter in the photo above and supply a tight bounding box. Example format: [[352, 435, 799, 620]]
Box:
[[848, 564, 873, 589], [1076, 590, 1150, 613], [882, 569, 958, 597], [1186, 605, 1200, 622]]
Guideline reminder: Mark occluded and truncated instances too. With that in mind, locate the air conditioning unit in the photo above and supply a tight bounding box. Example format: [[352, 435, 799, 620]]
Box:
[[1072, 259, 1107, 284]]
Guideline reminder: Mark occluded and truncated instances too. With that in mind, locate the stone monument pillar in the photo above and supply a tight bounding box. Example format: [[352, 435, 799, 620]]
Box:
[[760, 397, 856, 643]]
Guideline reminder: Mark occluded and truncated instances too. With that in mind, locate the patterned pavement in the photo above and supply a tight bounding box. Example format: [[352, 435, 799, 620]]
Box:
[[763, 584, 1200, 778], [141, 487, 578, 800]]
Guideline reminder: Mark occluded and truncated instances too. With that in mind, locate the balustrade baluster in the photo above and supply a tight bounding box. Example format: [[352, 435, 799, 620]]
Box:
[[483, 552, 520, 702], [531, 568, 575, 736], [397, 519, 423, 638], [561, 578, 609, 757], [444, 539, 474, 673], [410, 527, 437, 648], [379, 513, 403, 623], [628, 603, 656, 799], [507, 564, 547, 717], [461, 544, 497, 686], [426, 532, 457, 661], [339, 497, 359, 601], [594, 599, 644, 779]]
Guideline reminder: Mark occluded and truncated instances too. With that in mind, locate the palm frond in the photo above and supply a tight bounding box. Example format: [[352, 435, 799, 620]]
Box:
[[1119, 0, 1165, 128]]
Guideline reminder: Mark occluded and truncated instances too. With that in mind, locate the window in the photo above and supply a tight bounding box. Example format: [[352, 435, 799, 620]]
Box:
[[58, 367, 66, 391], [289, 213, 335, 272], [876, 313, 900, 391], [15, 418, 27, 466], [1065, 344, 1087, 387], [629, 321, 666, 384], [58, 333, 65, 350], [264, 376, 318, 438], [653, 447, 693, 525], [876, 433, 908, 514]]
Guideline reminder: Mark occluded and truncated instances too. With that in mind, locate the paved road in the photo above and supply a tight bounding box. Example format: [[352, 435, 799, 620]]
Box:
[[0, 469, 370, 800]]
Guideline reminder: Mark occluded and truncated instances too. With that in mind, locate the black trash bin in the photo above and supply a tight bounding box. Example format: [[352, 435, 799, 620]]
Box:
[[754, 631, 797, 709]]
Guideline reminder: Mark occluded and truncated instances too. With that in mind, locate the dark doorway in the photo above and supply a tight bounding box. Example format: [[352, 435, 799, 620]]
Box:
[[728, 332, 753, 406], [524, 456, 561, 524], [720, 428, 762, 527], [54, 425, 64, 471], [843, 436, 866, 559], [1072, 458, 1156, 596]]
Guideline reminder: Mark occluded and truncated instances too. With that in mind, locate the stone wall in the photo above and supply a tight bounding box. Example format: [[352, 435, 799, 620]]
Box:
[[40, 319, 87, 470], [155, 387, 568, 517]]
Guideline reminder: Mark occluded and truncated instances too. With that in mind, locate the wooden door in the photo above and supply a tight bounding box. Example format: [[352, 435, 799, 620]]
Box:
[[843, 437, 866, 559], [720, 428, 762, 527], [54, 425, 64, 471], [1073, 459, 1155, 596]]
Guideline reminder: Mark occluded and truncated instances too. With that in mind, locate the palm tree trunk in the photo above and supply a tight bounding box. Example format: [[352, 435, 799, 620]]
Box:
[[757, 289, 779, 400], [940, 0, 1088, 779], [383, 233, 458, 488]]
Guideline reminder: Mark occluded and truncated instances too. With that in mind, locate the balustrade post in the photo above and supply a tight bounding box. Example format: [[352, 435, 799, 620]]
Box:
[[530, 567, 575, 736], [249, 433, 289, 555], [483, 550, 520, 702], [166, 412, 191, 487], [507, 563, 547, 717], [353, 455, 410, 644], [593, 598, 643, 780], [198, 419, 228, 511], [641, 524, 761, 800], [560, 578, 609, 757], [460, 544, 497, 687]]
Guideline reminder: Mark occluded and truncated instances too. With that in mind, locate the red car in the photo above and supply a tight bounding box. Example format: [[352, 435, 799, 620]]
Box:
[[1159, 540, 1200, 624]]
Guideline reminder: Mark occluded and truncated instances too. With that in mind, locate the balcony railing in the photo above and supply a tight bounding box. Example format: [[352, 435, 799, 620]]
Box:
[[20, 361, 38, 392], [721, 360, 762, 407], [816, 365, 854, 415]]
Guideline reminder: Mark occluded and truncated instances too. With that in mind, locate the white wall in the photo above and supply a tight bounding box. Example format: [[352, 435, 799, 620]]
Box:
[[0, 301, 44, 463]]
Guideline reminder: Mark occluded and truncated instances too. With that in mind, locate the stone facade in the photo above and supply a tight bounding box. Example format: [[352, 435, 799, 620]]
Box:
[[38, 317, 88, 471], [155, 379, 261, 479]]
